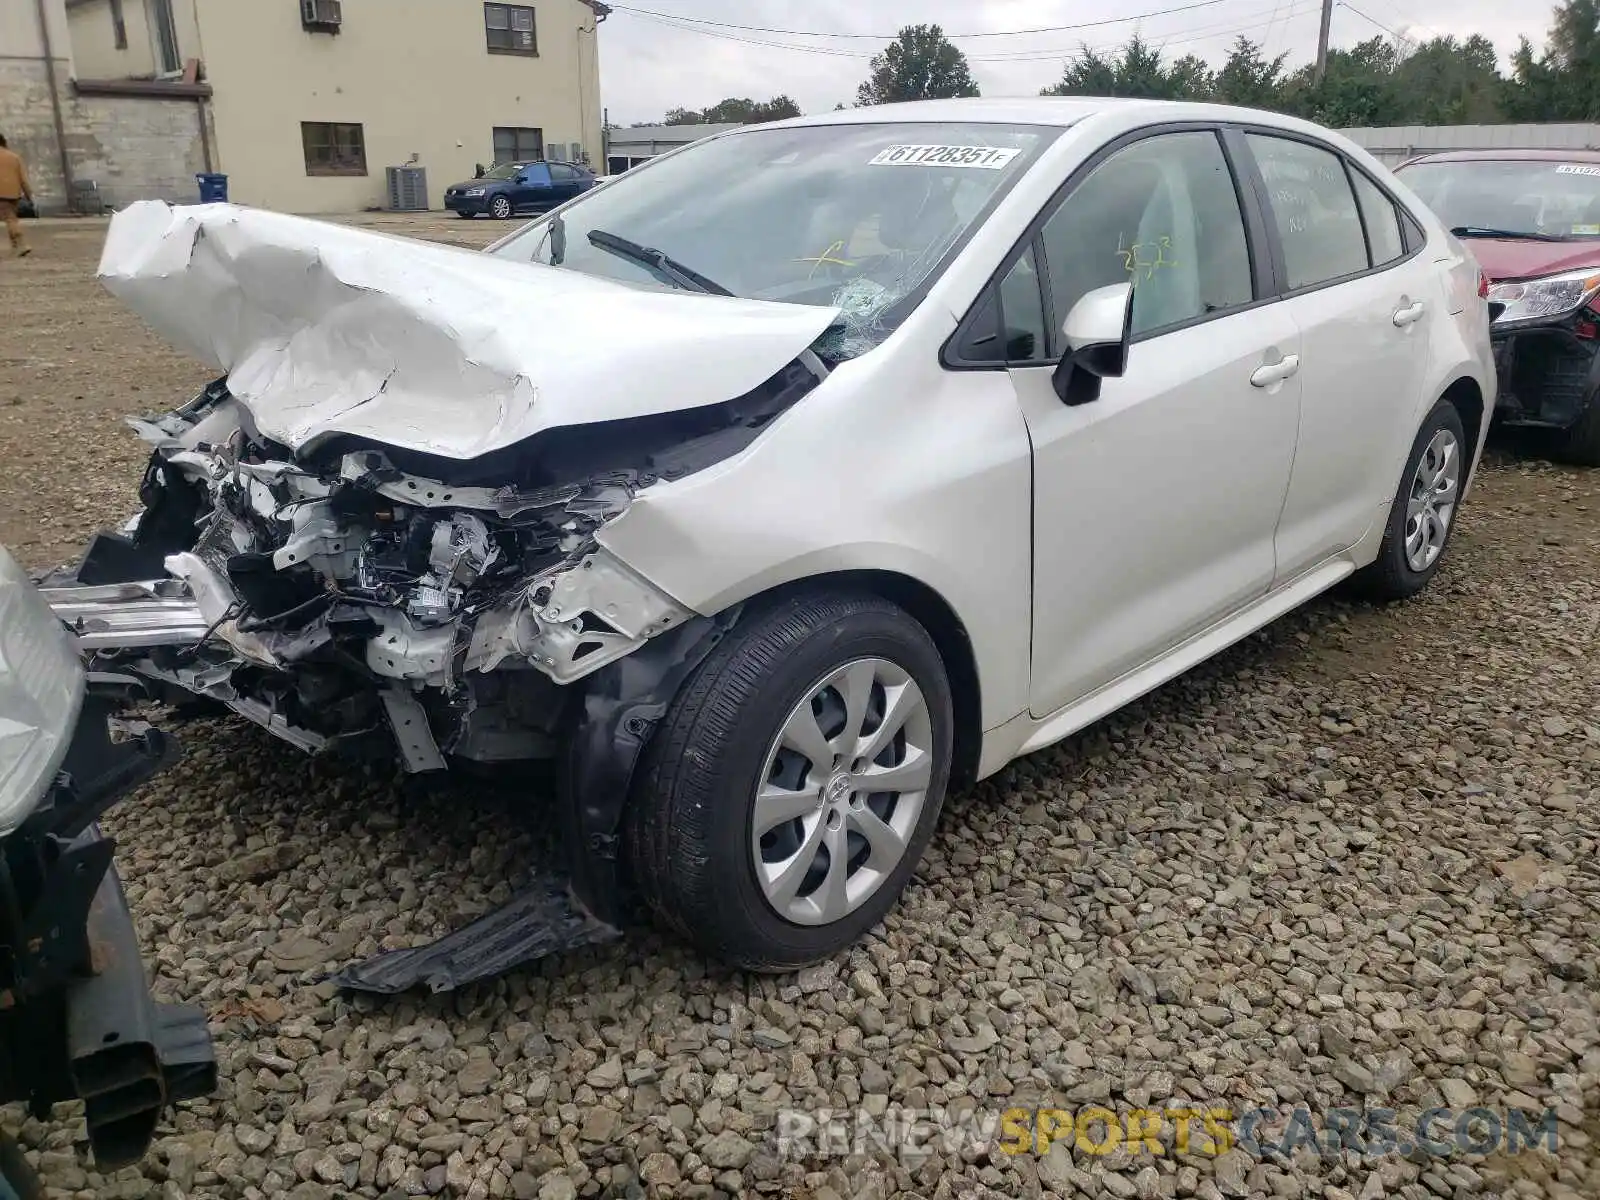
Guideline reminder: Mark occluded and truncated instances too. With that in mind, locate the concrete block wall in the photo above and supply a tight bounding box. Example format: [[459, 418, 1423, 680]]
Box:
[[0, 60, 211, 212], [0, 59, 71, 210], [70, 92, 211, 208]]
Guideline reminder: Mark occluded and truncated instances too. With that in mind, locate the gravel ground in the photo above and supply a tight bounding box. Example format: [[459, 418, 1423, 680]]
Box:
[[2, 217, 1597, 1200]]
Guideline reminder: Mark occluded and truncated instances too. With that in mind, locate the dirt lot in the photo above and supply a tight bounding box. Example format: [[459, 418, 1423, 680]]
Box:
[[1, 217, 1596, 1200]]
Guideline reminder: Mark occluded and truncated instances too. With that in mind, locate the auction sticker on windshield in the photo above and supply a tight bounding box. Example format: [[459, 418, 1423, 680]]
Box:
[[869, 145, 1022, 169]]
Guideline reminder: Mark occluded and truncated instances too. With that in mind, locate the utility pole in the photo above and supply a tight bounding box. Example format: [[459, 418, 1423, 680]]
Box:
[[1314, 0, 1334, 85]]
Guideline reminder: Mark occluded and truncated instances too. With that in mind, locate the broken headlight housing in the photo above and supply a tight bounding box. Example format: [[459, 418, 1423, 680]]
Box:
[[0, 545, 85, 835], [1488, 268, 1600, 327]]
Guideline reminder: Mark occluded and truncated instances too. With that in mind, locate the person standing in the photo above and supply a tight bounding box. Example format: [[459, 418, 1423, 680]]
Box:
[[0, 134, 33, 258]]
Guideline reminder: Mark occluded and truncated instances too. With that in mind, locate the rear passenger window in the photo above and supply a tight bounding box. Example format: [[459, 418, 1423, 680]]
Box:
[[1247, 134, 1368, 289], [1350, 170, 1405, 265]]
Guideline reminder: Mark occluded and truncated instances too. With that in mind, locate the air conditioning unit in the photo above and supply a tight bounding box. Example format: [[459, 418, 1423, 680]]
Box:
[[386, 166, 428, 212], [301, 0, 342, 32]]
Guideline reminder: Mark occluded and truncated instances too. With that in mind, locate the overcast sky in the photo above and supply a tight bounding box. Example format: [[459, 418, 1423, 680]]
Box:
[[589, 0, 1559, 125]]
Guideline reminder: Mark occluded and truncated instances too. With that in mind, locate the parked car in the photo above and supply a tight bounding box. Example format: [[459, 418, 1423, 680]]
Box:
[[443, 160, 597, 219], [1395, 148, 1600, 463], [54, 98, 1492, 991], [0, 545, 215, 1185]]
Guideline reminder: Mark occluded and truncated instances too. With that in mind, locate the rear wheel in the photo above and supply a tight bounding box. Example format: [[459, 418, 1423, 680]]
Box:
[[1351, 398, 1467, 601], [625, 592, 954, 971]]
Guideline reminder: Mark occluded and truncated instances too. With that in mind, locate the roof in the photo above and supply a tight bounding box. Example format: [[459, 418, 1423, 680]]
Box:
[[1401, 148, 1600, 165], [765, 97, 1149, 131], [754, 96, 1347, 135]]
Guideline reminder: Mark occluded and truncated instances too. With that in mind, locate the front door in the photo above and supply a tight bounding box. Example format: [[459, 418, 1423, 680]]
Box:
[[1001, 129, 1303, 717]]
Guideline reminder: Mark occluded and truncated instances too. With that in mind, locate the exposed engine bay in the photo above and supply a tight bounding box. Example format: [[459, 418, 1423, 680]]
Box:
[[50, 360, 820, 774]]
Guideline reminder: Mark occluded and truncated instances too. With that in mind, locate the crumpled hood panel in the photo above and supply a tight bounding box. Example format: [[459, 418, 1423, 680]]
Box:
[[97, 201, 840, 460]]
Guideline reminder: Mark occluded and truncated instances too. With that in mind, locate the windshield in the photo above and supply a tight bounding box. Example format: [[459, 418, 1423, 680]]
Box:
[[482, 163, 521, 181], [1397, 159, 1600, 239], [490, 121, 1056, 357]]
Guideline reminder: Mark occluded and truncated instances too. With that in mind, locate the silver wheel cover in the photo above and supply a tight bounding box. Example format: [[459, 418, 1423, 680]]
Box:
[[751, 657, 934, 927], [1404, 428, 1461, 572]]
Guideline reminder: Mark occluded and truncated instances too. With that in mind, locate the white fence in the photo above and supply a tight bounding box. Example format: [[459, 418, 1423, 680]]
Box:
[[1342, 122, 1600, 166]]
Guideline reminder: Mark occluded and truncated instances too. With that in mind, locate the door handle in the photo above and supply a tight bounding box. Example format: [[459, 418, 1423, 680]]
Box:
[[1393, 299, 1426, 327], [1250, 353, 1300, 388]]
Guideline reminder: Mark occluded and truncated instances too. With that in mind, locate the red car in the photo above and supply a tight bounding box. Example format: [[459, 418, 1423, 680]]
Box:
[[1395, 148, 1600, 463]]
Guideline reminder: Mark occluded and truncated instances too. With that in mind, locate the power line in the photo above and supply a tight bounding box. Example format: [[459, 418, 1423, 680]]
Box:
[[608, 2, 1231, 40], [624, 11, 874, 56], [1337, 1, 1416, 46], [970, 0, 1322, 61], [627, 1, 1325, 65]]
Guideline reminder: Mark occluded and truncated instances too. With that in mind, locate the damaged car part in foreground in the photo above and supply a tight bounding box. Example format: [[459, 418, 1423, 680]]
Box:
[[0, 546, 217, 1176]]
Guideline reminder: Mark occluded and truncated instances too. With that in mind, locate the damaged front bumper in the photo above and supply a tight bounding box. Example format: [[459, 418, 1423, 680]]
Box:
[[46, 379, 695, 778], [1491, 314, 1600, 430]]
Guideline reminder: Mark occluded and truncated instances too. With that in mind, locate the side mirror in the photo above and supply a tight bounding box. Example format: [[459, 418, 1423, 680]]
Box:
[[1051, 281, 1134, 406]]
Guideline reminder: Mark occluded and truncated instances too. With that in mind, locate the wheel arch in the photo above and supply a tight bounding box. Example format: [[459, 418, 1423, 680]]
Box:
[[732, 569, 984, 790], [1438, 374, 1488, 477]]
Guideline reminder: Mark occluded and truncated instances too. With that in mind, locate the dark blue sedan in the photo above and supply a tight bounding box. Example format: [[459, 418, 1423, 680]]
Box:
[[444, 160, 597, 219]]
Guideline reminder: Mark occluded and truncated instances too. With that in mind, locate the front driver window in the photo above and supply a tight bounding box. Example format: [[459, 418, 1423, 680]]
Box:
[[1038, 131, 1253, 351]]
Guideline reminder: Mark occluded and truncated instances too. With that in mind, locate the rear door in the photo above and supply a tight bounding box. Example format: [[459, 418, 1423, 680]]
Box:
[[514, 163, 553, 211], [548, 162, 583, 203], [1238, 132, 1437, 579]]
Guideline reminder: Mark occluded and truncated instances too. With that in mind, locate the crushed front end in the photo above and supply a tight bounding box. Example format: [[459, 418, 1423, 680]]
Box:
[[44, 377, 703, 775], [39, 361, 817, 992], [1490, 317, 1600, 430], [1485, 270, 1600, 431]]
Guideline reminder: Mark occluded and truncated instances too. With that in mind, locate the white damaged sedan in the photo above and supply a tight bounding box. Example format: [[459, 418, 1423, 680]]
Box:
[[42, 98, 1494, 988]]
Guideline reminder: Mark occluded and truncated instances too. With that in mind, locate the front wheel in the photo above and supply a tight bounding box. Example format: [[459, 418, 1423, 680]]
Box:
[[1351, 398, 1468, 601], [489, 195, 514, 220], [625, 592, 954, 971]]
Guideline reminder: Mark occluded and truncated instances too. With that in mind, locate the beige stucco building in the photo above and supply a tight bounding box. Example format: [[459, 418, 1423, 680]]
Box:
[[2, 0, 605, 214]]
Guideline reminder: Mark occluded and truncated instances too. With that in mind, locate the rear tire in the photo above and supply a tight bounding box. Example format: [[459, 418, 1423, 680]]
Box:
[[625, 592, 954, 971], [1351, 398, 1468, 602], [1552, 395, 1600, 466]]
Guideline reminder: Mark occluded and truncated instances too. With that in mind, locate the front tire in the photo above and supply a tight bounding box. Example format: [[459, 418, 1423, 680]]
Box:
[[489, 195, 513, 220], [1351, 397, 1468, 601], [625, 592, 954, 971]]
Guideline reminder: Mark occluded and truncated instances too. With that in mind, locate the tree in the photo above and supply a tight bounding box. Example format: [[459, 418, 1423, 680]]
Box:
[[856, 25, 980, 105], [1213, 37, 1289, 108], [1041, 35, 1211, 100], [1507, 0, 1600, 119], [1391, 36, 1504, 124], [659, 96, 801, 126]]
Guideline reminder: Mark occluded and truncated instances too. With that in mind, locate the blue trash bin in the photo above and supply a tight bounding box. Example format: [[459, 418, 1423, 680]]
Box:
[[196, 172, 229, 203]]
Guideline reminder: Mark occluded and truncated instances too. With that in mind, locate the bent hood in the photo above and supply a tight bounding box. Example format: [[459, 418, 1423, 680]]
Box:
[[97, 201, 839, 460], [1464, 237, 1600, 283]]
